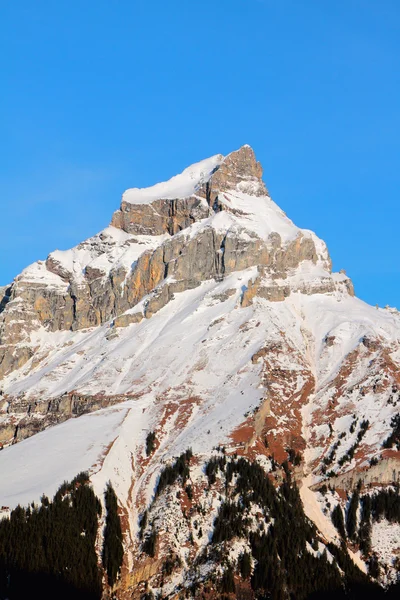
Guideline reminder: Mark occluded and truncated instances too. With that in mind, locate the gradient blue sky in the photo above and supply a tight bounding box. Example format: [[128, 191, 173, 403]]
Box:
[[1, 0, 399, 307]]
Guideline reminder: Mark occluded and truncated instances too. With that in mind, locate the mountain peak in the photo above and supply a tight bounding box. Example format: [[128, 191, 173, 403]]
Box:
[[207, 144, 268, 205], [119, 144, 263, 208], [110, 145, 268, 236]]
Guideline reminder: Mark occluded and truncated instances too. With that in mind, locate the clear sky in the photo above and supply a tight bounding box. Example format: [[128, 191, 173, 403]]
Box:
[[1, 0, 399, 307]]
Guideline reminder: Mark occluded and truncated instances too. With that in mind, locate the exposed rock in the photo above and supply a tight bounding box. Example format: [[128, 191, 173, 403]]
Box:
[[0, 226, 339, 379], [111, 196, 210, 236], [324, 335, 336, 347], [114, 312, 144, 328], [251, 342, 283, 363], [0, 345, 36, 380], [125, 559, 162, 590], [313, 456, 400, 491], [0, 392, 134, 445], [210, 288, 236, 302], [110, 145, 266, 234], [257, 283, 291, 302], [361, 335, 380, 351], [241, 273, 261, 307], [0, 424, 15, 446], [45, 255, 73, 282], [206, 145, 267, 208]]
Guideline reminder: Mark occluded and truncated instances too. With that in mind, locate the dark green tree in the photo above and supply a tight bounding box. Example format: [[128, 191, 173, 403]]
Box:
[[220, 565, 235, 594], [346, 489, 360, 540], [0, 475, 102, 600], [239, 551, 252, 579], [332, 504, 346, 538], [359, 495, 372, 555], [143, 527, 157, 557], [145, 431, 157, 456], [102, 482, 124, 587]]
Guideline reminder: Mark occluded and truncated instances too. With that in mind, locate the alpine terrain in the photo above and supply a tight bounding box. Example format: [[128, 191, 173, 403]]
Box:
[[0, 146, 399, 599]]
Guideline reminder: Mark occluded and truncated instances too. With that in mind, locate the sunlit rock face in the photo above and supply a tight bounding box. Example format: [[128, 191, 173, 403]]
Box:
[[0, 145, 332, 380]]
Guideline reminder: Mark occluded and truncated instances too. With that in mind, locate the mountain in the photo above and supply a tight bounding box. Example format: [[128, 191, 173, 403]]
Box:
[[0, 146, 399, 598]]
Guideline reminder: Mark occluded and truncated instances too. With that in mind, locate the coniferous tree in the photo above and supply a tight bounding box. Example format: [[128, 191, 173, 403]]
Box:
[[0, 475, 102, 600], [346, 489, 360, 540], [155, 450, 192, 497], [102, 482, 124, 587], [370, 487, 400, 523], [145, 431, 157, 456], [332, 504, 346, 538], [359, 495, 372, 555], [239, 551, 252, 579], [220, 565, 235, 594]]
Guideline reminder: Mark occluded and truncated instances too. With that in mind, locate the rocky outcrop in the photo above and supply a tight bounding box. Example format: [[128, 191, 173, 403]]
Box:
[[205, 145, 268, 208], [110, 145, 267, 235], [312, 456, 400, 491], [113, 311, 144, 328], [0, 391, 134, 445], [111, 196, 210, 236], [0, 211, 334, 440], [0, 346, 36, 381]]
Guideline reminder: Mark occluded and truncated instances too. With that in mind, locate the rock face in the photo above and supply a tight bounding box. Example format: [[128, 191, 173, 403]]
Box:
[[110, 146, 266, 235], [0, 145, 330, 380], [3, 391, 132, 445], [207, 144, 267, 205], [111, 196, 209, 236], [1, 144, 400, 596]]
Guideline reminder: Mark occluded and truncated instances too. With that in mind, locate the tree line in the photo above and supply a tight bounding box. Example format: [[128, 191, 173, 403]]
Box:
[[0, 473, 123, 600]]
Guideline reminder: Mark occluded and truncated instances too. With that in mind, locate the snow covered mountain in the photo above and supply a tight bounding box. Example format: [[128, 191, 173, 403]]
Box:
[[1, 145, 399, 597]]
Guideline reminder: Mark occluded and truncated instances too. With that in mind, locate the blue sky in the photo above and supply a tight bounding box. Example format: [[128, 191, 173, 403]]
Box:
[[1, 0, 399, 307]]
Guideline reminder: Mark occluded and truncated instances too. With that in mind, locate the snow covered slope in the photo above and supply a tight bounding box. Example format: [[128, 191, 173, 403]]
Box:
[[122, 154, 223, 204]]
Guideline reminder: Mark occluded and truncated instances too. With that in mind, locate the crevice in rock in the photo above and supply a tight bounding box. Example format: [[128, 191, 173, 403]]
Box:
[[70, 293, 78, 328], [0, 286, 12, 315]]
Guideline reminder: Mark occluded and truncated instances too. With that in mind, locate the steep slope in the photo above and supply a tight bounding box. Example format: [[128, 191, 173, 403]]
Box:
[[1, 145, 399, 597]]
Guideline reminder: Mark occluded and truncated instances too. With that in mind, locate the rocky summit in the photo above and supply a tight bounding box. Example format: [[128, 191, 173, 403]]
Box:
[[0, 146, 400, 598]]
